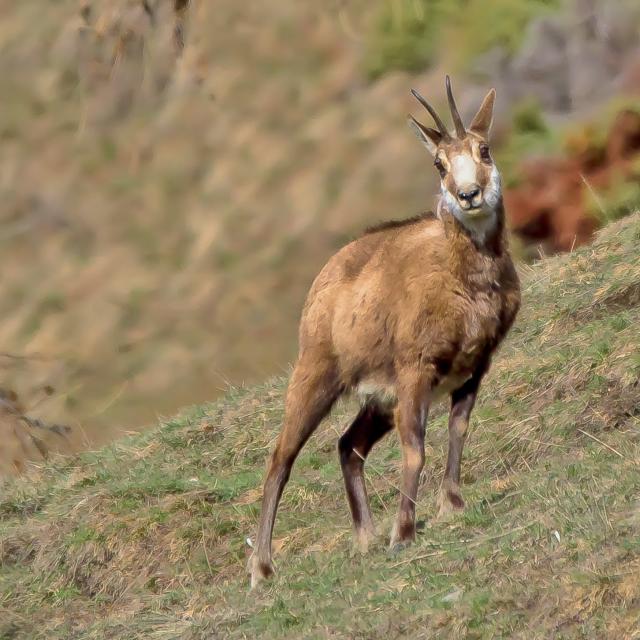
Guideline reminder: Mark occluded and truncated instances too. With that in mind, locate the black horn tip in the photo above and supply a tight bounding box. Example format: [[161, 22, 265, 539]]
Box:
[[445, 73, 466, 137], [445, 75, 455, 100]]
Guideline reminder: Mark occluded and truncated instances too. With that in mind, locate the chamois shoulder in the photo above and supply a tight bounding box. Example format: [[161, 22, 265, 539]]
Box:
[[321, 211, 442, 282]]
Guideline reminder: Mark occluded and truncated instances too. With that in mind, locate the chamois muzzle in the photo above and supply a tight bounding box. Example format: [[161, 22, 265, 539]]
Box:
[[457, 185, 482, 209]]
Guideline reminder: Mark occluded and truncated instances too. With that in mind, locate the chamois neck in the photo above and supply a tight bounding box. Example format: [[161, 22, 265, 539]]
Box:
[[437, 196, 506, 255], [438, 197, 509, 284]]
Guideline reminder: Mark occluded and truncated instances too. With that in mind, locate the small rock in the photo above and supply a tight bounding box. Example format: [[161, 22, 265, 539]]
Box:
[[442, 587, 464, 604]]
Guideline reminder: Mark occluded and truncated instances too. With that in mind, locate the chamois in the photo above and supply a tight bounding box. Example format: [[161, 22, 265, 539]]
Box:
[[249, 76, 521, 588]]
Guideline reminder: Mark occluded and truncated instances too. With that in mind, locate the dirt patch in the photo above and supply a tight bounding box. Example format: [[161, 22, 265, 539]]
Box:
[[577, 379, 640, 434]]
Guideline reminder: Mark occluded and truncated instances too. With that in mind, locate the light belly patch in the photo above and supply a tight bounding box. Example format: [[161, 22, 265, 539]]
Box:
[[355, 373, 471, 406], [355, 380, 397, 406]]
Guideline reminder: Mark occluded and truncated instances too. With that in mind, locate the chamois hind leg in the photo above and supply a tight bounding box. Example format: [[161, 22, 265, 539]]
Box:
[[338, 404, 394, 552], [437, 360, 488, 518], [249, 356, 340, 589], [390, 371, 433, 549]]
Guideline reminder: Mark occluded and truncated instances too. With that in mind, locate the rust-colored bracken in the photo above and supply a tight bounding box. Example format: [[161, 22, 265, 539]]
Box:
[[249, 77, 521, 588], [506, 109, 640, 252]]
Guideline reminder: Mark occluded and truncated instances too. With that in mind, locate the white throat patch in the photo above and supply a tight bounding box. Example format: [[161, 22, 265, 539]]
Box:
[[439, 164, 502, 244]]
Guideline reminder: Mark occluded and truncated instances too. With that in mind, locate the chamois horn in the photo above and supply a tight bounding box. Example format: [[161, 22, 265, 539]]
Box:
[[445, 75, 466, 138], [410, 88, 449, 137]]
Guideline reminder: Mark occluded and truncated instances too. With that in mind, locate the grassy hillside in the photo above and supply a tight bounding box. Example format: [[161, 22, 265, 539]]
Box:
[[1, 216, 639, 637]]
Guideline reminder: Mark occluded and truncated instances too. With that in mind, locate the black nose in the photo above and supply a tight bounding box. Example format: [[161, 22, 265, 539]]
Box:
[[457, 186, 480, 202]]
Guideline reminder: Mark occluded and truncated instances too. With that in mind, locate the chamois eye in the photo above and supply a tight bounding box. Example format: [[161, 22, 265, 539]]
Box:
[[434, 157, 446, 177], [479, 144, 491, 162]]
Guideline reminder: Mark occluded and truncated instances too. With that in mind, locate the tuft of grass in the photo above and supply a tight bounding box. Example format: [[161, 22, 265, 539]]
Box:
[[584, 171, 640, 225], [1, 215, 640, 638]]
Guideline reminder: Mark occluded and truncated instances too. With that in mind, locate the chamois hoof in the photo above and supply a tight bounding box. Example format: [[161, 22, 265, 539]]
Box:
[[248, 554, 275, 590], [389, 521, 415, 552], [436, 488, 465, 520]]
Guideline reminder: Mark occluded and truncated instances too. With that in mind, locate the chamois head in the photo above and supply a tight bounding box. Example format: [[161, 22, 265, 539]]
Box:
[[409, 76, 501, 238]]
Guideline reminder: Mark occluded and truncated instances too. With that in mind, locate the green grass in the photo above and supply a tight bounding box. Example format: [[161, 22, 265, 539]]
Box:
[[1, 215, 640, 639], [364, 0, 560, 79]]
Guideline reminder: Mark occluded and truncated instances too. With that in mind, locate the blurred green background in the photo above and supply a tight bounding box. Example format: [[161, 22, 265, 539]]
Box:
[[1, 0, 639, 470]]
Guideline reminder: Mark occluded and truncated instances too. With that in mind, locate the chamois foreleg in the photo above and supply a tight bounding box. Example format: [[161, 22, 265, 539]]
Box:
[[249, 355, 340, 588], [389, 371, 433, 549], [338, 404, 394, 552], [437, 358, 488, 518]]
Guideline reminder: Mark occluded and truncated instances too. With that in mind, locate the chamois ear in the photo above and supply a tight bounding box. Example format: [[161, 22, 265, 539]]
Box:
[[408, 115, 441, 156], [469, 88, 496, 139]]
